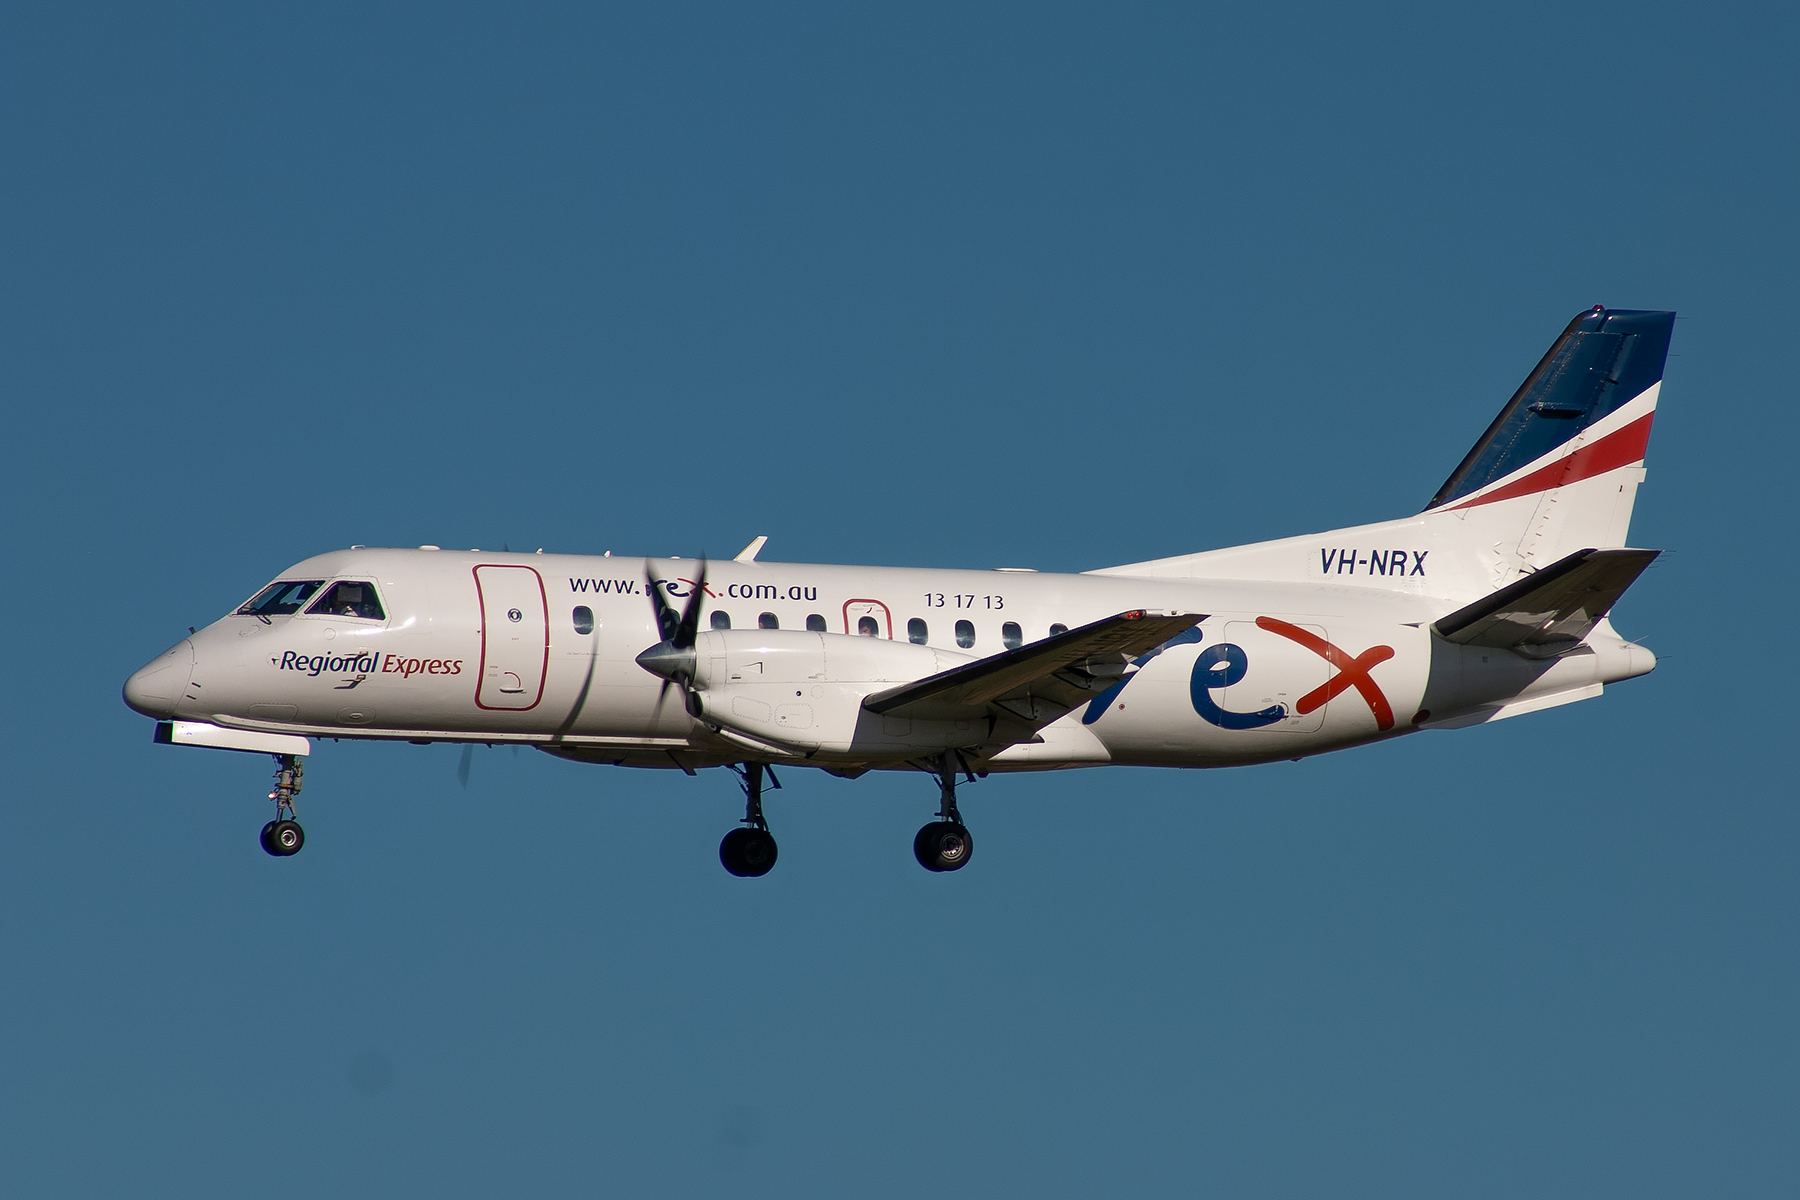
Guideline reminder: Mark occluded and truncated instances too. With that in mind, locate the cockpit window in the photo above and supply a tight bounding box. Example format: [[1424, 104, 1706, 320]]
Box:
[[305, 581, 386, 620], [238, 580, 325, 617]]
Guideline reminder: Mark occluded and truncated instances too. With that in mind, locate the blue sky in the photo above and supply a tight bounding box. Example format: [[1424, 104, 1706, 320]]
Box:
[[3, 3, 1797, 1196]]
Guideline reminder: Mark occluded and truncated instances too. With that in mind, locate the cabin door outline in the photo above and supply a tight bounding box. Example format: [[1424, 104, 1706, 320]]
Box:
[[842, 599, 893, 638], [473, 565, 551, 711], [1221, 619, 1329, 733]]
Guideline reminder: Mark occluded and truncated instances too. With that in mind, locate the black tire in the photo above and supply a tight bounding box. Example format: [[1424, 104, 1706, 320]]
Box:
[[260, 820, 282, 856], [720, 827, 751, 873], [271, 820, 305, 856], [720, 827, 778, 877], [913, 821, 973, 872]]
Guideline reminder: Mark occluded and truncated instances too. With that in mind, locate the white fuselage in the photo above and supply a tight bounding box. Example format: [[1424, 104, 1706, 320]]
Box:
[[127, 546, 1652, 774]]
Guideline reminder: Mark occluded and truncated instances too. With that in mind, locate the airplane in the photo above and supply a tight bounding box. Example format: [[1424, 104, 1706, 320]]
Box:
[[124, 305, 1672, 875]]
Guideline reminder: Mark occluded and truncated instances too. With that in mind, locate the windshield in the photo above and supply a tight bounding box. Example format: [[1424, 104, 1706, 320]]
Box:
[[238, 580, 325, 617], [305, 581, 385, 621]]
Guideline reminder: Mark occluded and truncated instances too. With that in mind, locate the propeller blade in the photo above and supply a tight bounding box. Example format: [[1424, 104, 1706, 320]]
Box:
[[672, 557, 708, 649], [649, 677, 678, 724], [640, 557, 709, 722], [457, 744, 473, 789], [644, 562, 680, 642]]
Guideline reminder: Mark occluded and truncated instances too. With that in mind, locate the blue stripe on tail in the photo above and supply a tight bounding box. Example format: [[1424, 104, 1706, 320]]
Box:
[[1427, 306, 1675, 510]]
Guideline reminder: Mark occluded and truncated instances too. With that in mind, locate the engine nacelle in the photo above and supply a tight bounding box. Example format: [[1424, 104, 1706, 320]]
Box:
[[687, 630, 983, 761]]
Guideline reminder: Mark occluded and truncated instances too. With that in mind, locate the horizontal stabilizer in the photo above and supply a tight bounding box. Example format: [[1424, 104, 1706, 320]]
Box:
[[1434, 547, 1659, 656], [865, 610, 1205, 724]]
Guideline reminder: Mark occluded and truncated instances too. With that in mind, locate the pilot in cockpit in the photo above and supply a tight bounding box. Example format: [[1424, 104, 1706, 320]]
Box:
[[310, 581, 384, 621]]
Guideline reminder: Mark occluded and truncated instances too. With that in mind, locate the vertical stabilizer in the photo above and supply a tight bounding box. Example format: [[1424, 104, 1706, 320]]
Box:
[[1425, 306, 1674, 568]]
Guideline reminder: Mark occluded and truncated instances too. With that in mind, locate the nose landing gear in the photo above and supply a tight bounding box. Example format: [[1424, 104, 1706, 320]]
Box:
[[719, 762, 779, 877], [914, 753, 974, 872], [259, 754, 305, 857]]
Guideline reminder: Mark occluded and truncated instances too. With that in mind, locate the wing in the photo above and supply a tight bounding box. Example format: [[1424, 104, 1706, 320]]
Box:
[[1434, 547, 1659, 657], [864, 610, 1206, 726]]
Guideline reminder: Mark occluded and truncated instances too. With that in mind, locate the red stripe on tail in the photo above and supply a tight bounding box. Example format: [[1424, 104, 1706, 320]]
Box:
[[1446, 412, 1654, 511]]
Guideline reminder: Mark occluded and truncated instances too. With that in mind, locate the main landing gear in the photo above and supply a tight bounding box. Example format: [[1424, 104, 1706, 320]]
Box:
[[719, 762, 780, 877], [914, 753, 974, 873], [260, 753, 305, 857]]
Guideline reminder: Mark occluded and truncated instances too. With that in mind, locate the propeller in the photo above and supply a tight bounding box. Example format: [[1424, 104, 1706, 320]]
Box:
[[637, 557, 709, 718]]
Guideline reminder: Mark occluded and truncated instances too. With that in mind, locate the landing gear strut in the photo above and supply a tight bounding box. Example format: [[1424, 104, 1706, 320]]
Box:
[[260, 753, 305, 857], [719, 762, 779, 877], [914, 753, 974, 872]]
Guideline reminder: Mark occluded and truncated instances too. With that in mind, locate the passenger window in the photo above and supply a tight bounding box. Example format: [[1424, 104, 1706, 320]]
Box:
[[572, 606, 595, 635], [1049, 623, 1068, 636], [858, 615, 880, 637], [955, 620, 975, 648], [907, 617, 928, 645], [759, 612, 779, 630], [1002, 621, 1022, 650], [806, 614, 827, 632], [711, 611, 732, 630], [238, 580, 325, 617], [305, 581, 385, 620]]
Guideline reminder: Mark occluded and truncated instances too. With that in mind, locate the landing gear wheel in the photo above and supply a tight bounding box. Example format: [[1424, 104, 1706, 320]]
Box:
[[266, 820, 304, 856], [914, 751, 975, 872], [913, 821, 973, 872], [718, 762, 780, 877], [262, 753, 306, 857], [720, 827, 778, 877]]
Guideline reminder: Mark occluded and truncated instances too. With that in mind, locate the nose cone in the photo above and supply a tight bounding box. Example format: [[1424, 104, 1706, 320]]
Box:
[[635, 641, 696, 683], [124, 639, 195, 719]]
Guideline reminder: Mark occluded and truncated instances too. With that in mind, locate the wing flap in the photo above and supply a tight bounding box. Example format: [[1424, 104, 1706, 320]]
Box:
[[1434, 547, 1659, 655], [865, 611, 1205, 722]]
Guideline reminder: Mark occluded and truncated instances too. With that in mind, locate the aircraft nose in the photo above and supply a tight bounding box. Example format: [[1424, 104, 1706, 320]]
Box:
[[123, 639, 195, 719]]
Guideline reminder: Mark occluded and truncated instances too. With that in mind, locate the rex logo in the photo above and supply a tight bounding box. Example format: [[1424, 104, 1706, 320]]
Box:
[[1241, 617, 1395, 731], [1085, 618, 1395, 732]]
